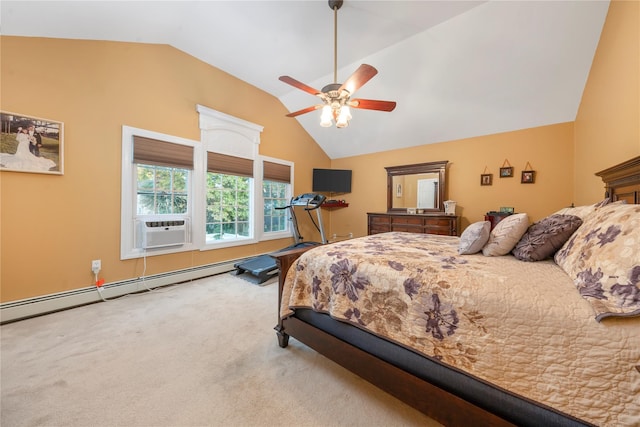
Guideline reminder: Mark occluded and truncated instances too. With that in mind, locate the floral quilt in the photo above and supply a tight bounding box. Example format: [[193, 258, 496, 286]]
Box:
[[554, 202, 640, 321], [281, 232, 640, 427]]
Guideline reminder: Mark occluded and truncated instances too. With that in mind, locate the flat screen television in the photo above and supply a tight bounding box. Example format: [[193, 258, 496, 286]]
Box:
[[312, 168, 352, 194]]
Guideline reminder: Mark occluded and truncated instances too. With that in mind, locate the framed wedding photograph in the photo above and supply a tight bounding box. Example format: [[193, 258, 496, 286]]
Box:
[[0, 111, 64, 175], [521, 170, 535, 184], [480, 173, 493, 186], [499, 166, 514, 178]]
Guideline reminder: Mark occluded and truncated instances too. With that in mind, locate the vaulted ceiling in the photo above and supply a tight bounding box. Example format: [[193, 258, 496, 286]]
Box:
[[0, 1, 610, 159]]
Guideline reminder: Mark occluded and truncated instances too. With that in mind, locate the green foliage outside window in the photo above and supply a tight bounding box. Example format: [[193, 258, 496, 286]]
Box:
[[137, 165, 188, 215], [206, 172, 251, 240], [263, 181, 288, 233], [136, 165, 288, 243]]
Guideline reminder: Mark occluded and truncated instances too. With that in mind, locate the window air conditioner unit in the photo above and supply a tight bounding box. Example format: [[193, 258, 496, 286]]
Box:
[[139, 219, 187, 249]]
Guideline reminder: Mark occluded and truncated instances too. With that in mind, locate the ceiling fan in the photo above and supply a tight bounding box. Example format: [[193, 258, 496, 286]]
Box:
[[279, 0, 397, 128]]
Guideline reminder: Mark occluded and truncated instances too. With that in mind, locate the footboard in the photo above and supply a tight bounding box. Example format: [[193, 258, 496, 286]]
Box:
[[271, 245, 316, 348], [270, 244, 517, 426]]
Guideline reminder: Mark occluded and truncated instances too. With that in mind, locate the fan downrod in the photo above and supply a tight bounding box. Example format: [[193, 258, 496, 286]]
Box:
[[328, 0, 343, 11]]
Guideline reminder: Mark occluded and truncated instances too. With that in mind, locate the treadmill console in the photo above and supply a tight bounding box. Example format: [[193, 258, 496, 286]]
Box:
[[291, 193, 326, 209]]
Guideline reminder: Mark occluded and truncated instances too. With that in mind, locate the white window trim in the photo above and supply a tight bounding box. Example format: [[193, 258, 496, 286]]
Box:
[[121, 108, 293, 258], [196, 105, 264, 251], [197, 154, 258, 250], [259, 155, 295, 242], [120, 125, 198, 260]]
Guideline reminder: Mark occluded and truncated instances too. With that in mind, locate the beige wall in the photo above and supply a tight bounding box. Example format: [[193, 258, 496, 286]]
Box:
[[1, 0, 638, 304], [331, 122, 575, 237], [0, 36, 329, 302], [573, 0, 640, 204], [329, 0, 639, 237]]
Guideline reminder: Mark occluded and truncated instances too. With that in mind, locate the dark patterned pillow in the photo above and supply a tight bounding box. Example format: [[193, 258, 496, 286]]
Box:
[[555, 203, 640, 321], [512, 214, 583, 262]]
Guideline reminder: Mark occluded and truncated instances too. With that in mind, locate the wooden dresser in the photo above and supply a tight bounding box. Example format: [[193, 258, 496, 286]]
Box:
[[367, 212, 460, 236]]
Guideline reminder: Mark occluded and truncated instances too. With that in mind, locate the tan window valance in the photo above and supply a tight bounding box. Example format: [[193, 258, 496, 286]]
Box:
[[133, 136, 193, 169], [207, 152, 253, 177], [263, 161, 291, 183]]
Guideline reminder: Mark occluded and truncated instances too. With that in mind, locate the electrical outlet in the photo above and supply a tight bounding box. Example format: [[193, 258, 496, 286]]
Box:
[[91, 259, 101, 272]]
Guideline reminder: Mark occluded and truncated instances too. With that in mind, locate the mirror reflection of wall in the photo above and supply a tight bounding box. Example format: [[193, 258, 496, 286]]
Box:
[[386, 160, 448, 212], [417, 178, 438, 208], [391, 173, 440, 209]]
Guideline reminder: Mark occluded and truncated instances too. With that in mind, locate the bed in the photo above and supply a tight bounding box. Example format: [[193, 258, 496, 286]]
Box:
[[273, 156, 640, 427]]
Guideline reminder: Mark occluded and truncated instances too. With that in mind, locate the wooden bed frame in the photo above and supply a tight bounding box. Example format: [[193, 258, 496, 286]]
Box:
[[272, 156, 640, 427]]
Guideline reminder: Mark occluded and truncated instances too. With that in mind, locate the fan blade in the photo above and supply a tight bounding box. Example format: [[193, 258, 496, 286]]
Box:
[[286, 105, 323, 118], [350, 99, 397, 112], [338, 64, 378, 95], [279, 76, 322, 96]]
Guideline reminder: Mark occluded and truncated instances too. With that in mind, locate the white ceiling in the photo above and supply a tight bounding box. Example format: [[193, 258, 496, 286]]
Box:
[[0, 1, 610, 159]]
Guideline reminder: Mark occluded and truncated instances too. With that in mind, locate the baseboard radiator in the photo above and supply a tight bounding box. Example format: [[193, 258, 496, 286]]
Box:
[[0, 258, 245, 324]]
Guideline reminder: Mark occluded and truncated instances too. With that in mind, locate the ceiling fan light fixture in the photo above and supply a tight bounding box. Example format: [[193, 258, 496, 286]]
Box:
[[336, 105, 351, 128], [320, 105, 333, 127], [336, 120, 349, 129]]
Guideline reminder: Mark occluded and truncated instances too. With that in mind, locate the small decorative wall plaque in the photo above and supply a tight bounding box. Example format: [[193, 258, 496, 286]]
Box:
[[480, 166, 492, 186], [521, 162, 535, 184], [499, 159, 513, 178]]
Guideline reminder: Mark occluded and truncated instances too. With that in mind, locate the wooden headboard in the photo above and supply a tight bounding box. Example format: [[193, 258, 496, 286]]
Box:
[[595, 155, 640, 204]]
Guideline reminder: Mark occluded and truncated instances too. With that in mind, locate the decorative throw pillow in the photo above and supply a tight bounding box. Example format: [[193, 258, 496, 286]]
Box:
[[554, 203, 640, 321], [512, 214, 582, 262], [458, 221, 491, 255], [553, 198, 611, 220], [482, 213, 529, 257]]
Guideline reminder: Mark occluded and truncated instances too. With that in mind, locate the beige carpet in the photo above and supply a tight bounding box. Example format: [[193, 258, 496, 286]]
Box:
[[1, 272, 441, 427]]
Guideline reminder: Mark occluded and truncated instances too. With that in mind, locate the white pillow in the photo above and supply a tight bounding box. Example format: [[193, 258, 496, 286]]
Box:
[[482, 213, 529, 256], [458, 221, 491, 255]]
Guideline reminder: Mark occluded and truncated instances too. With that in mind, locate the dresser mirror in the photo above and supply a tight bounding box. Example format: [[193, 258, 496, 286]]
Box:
[[386, 161, 448, 212]]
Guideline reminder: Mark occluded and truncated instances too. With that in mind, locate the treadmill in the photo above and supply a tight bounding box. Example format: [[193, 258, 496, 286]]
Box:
[[233, 193, 327, 284]]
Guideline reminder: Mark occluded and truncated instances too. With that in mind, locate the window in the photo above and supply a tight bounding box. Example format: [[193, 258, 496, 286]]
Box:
[[205, 152, 254, 243], [206, 172, 251, 240], [121, 127, 197, 260], [132, 135, 193, 219], [263, 180, 288, 232], [263, 160, 292, 234], [137, 165, 188, 215], [122, 107, 292, 258]]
